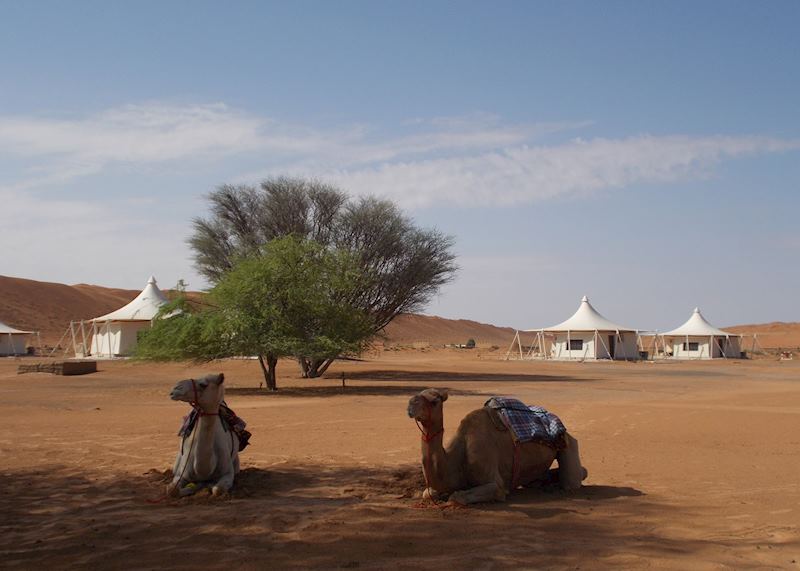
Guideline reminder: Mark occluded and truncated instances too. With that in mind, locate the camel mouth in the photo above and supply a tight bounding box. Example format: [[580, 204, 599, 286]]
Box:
[[407, 405, 423, 420]]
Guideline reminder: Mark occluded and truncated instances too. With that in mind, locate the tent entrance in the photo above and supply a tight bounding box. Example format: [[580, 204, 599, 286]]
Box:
[[608, 335, 616, 359]]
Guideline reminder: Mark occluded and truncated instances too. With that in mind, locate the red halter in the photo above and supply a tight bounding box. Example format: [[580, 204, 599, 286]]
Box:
[[415, 397, 444, 442], [191, 379, 219, 417], [415, 396, 445, 497]]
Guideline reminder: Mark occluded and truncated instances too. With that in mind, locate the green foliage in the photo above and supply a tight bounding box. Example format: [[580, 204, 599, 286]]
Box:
[[209, 236, 373, 359], [135, 238, 374, 387], [466, 338, 476, 349], [134, 295, 228, 362]]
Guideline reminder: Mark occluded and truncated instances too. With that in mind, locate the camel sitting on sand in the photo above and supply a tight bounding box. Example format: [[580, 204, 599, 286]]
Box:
[[407, 388, 586, 505], [167, 373, 239, 497]]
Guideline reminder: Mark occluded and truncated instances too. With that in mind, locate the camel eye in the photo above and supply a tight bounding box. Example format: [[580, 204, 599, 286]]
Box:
[[198, 381, 209, 388]]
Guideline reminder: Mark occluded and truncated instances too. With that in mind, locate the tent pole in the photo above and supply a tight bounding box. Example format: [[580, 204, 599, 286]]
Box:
[[597, 332, 611, 360], [79, 320, 88, 357], [504, 331, 518, 361], [69, 322, 77, 357], [48, 326, 71, 358], [567, 330, 571, 361]]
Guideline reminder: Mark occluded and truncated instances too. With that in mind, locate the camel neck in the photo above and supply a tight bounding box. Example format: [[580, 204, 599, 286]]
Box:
[[192, 412, 218, 478], [420, 422, 457, 493]]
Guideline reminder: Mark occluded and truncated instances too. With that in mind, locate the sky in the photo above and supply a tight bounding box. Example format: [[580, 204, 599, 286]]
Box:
[[1, 1, 799, 331]]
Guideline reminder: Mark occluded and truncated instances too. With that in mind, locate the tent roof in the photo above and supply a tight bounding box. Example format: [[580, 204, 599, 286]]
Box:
[[527, 296, 636, 332], [91, 276, 168, 322], [0, 321, 31, 334], [661, 308, 737, 337]]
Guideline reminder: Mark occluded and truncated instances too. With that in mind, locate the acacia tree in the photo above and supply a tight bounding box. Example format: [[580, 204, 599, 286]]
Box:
[[189, 177, 458, 377], [135, 236, 373, 390]]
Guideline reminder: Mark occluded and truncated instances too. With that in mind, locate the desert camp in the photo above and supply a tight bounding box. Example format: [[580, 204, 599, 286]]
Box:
[[2, 3, 799, 570]]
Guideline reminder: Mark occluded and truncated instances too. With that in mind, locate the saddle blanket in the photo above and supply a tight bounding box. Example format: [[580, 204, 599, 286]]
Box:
[[484, 397, 567, 449], [178, 402, 251, 452]]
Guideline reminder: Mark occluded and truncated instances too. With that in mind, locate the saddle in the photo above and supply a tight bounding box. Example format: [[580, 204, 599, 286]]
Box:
[[484, 397, 567, 450], [178, 403, 251, 452]]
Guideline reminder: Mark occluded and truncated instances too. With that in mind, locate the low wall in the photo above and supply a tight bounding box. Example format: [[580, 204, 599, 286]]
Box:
[[17, 360, 98, 376]]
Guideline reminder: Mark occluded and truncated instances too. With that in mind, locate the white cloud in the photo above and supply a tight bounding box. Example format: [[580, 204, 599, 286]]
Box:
[[0, 103, 265, 163], [4, 103, 794, 210], [324, 135, 800, 208]]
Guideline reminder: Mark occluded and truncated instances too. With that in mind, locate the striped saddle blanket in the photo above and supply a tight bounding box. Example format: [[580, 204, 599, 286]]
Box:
[[484, 397, 567, 449]]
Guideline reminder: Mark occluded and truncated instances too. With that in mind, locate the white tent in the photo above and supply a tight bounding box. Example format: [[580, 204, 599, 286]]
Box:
[[519, 296, 639, 361], [661, 308, 742, 359], [89, 276, 168, 358], [0, 321, 31, 356]]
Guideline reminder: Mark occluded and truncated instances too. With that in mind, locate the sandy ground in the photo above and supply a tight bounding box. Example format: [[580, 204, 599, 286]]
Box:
[[0, 350, 798, 570]]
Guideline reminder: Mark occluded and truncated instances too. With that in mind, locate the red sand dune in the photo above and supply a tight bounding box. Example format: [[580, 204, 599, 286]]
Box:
[[0, 275, 515, 347], [2, 274, 797, 349], [727, 322, 800, 350]]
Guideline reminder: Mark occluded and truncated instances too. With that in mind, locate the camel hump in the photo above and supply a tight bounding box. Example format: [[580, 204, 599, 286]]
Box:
[[484, 397, 568, 449]]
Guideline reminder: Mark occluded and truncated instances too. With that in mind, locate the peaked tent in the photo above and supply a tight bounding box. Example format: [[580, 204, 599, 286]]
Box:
[[0, 321, 32, 356], [89, 276, 168, 357], [525, 296, 639, 360], [661, 308, 742, 359]]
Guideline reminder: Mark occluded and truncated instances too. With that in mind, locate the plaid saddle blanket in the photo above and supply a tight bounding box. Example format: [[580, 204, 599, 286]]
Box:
[[178, 402, 251, 452], [484, 397, 567, 449]]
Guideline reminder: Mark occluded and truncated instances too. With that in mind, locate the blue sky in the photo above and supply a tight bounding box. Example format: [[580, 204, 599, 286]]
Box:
[[1, 1, 798, 330]]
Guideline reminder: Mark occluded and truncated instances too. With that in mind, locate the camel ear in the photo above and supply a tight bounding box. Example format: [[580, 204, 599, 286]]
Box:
[[439, 389, 449, 402], [218, 373, 225, 384]]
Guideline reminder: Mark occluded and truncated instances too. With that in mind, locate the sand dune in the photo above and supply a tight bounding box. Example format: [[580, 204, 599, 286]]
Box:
[[727, 322, 800, 349], [0, 275, 515, 347], [2, 274, 798, 349], [0, 276, 138, 344]]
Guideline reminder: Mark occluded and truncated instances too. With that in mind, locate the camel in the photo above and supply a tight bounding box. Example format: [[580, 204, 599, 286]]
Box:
[[167, 373, 239, 497], [407, 388, 586, 505]]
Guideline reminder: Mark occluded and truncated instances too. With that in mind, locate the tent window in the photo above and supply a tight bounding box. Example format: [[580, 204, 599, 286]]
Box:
[[568, 339, 583, 350], [682, 342, 699, 351]]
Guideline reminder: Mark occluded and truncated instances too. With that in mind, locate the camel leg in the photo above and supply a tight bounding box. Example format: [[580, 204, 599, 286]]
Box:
[[422, 487, 445, 502], [449, 481, 506, 505], [166, 455, 187, 497], [556, 433, 587, 491], [211, 466, 235, 496]]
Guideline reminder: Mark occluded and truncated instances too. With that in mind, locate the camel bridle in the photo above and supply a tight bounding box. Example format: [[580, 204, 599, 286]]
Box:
[[415, 395, 445, 499], [191, 379, 219, 417], [415, 396, 444, 443]]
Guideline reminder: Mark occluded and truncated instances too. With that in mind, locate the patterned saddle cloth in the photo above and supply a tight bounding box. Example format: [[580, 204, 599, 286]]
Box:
[[178, 402, 251, 452], [484, 397, 567, 450]]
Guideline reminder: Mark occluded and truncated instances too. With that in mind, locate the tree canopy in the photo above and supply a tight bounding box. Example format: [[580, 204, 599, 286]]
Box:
[[136, 236, 374, 390], [189, 177, 458, 376]]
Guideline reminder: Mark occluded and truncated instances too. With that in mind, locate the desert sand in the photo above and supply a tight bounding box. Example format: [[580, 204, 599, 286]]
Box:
[[1, 351, 798, 569]]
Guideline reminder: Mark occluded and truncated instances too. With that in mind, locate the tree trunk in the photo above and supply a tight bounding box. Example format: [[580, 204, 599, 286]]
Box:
[[258, 354, 278, 391], [298, 357, 310, 378], [313, 357, 336, 377], [298, 356, 338, 378]]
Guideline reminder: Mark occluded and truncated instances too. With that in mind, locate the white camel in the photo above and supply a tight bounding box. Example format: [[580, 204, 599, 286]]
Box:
[[167, 373, 239, 497]]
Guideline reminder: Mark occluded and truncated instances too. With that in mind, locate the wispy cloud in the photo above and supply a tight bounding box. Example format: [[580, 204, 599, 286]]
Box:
[[325, 135, 800, 208], [1, 102, 798, 209]]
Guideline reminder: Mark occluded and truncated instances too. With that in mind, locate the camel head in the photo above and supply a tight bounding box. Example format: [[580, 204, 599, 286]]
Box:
[[407, 388, 449, 426], [170, 373, 225, 414]]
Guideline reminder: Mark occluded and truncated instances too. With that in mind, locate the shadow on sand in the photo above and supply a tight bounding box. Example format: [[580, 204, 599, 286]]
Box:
[[329, 370, 593, 384], [1, 464, 762, 569], [225, 385, 484, 398]]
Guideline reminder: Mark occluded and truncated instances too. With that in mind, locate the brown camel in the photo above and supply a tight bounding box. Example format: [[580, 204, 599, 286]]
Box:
[[167, 373, 239, 497], [407, 388, 586, 504]]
